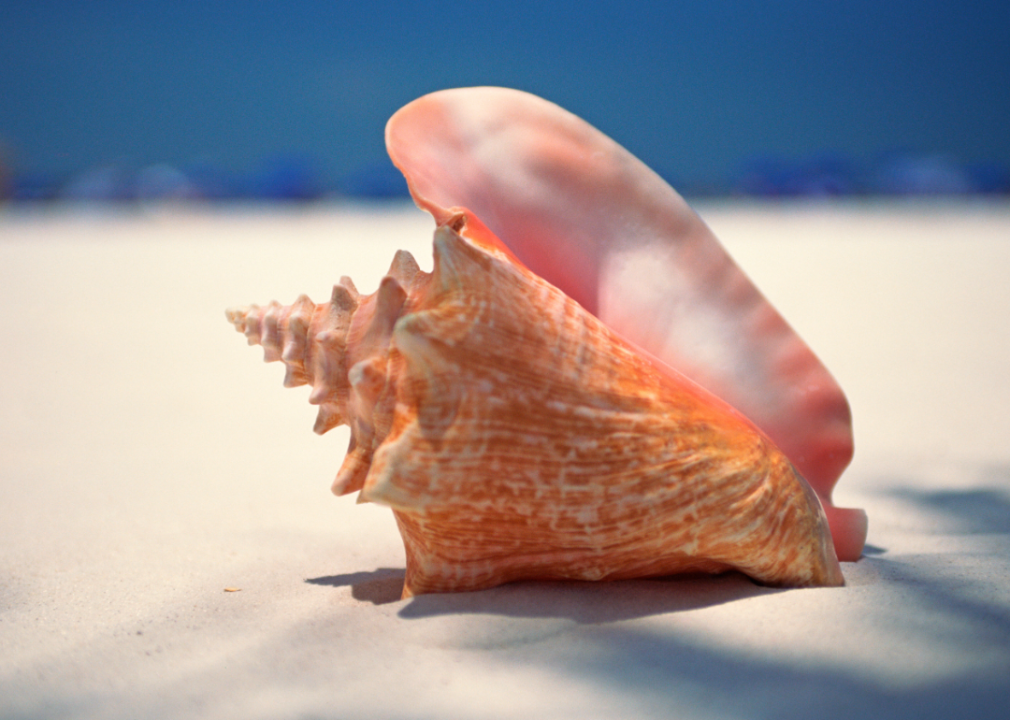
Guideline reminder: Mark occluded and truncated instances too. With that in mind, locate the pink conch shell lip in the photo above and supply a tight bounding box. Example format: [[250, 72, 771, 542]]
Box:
[[385, 86, 866, 562], [225, 87, 864, 597]]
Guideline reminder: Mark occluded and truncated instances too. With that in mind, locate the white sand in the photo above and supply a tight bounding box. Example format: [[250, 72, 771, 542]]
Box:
[[1, 200, 1008, 719]]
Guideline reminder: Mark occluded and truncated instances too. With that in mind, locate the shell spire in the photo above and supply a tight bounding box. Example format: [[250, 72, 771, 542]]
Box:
[[227, 251, 433, 496]]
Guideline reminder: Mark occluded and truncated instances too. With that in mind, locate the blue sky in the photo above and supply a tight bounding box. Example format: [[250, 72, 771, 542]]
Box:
[[2, 1, 1008, 190]]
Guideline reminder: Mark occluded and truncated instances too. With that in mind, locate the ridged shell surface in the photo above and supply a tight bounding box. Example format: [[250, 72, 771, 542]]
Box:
[[228, 215, 843, 597]]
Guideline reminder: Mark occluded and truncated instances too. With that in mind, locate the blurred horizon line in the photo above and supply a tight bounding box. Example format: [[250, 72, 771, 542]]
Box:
[[3, 150, 1007, 204]]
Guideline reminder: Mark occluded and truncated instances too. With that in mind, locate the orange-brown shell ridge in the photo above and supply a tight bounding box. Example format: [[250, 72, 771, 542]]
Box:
[[228, 212, 844, 597]]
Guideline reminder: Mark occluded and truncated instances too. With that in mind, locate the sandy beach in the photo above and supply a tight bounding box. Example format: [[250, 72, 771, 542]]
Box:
[[1, 200, 1008, 719]]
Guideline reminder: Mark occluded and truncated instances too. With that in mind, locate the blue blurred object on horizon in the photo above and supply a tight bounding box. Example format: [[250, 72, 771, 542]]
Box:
[[870, 153, 1008, 196], [732, 154, 860, 198], [730, 153, 1010, 198], [337, 163, 410, 200], [243, 155, 325, 201]]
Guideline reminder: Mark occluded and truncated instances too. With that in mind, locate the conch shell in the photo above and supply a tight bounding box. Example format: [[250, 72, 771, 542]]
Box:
[[227, 88, 866, 597]]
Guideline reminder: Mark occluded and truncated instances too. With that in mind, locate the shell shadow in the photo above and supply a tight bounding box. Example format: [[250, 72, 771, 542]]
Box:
[[306, 568, 781, 619], [398, 571, 781, 623], [889, 485, 1010, 534], [305, 568, 406, 605]]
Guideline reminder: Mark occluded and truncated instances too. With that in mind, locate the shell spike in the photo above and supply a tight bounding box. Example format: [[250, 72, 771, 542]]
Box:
[[333, 437, 373, 496], [430, 223, 487, 295], [313, 404, 343, 436], [339, 275, 358, 295], [375, 275, 407, 323], [259, 301, 284, 362], [386, 249, 423, 291], [330, 282, 358, 313]]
